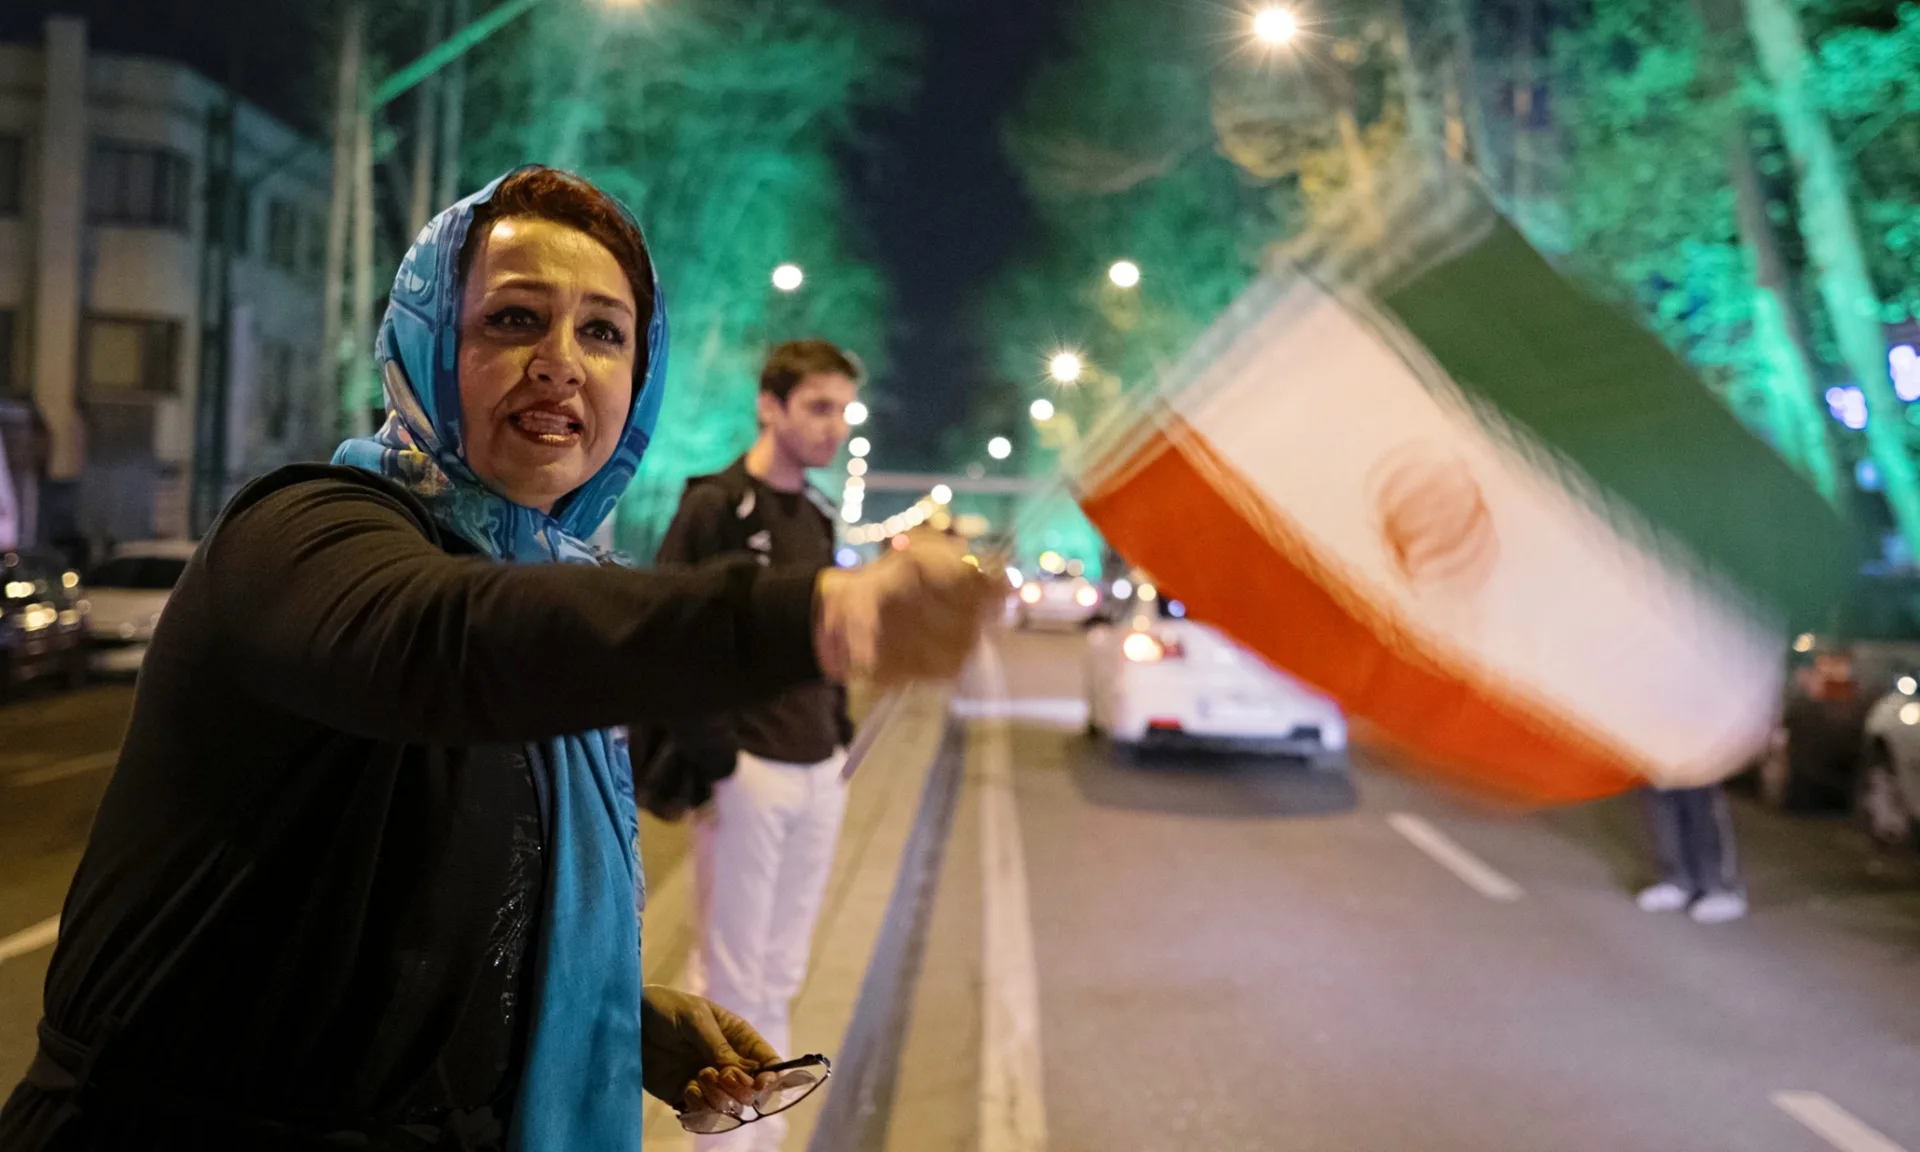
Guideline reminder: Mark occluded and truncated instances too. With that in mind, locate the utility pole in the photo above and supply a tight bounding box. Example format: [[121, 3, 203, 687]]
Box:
[[321, 3, 362, 440], [192, 96, 237, 535], [350, 78, 377, 437]]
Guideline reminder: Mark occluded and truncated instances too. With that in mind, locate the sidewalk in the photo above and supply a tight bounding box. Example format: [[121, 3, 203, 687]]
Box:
[[639, 683, 956, 1151]]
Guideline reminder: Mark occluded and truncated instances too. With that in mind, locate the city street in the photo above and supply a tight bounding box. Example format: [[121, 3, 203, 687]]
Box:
[[4, 634, 1920, 1150]]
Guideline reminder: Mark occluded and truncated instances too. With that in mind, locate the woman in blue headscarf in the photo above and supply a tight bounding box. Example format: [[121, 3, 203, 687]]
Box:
[[0, 167, 993, 1151]]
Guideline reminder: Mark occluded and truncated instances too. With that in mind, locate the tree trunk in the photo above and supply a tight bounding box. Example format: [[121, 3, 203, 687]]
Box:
[[321, 3, 362, 440], [1436, 0, 1494, 180], [436, 0, 470, 206], [1691, 0, 1842, 503], [1333, 89, 1385, 243], [407, 0, 447, 233], [1728, 128, 1843, 503], [1742, 0, 1918, 557], [1511, 0, 1535, 231], [1382, 0, 1444, 170]]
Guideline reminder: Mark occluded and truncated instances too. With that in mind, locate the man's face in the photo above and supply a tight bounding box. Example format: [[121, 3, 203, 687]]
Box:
[[761, 372, 857, 470]]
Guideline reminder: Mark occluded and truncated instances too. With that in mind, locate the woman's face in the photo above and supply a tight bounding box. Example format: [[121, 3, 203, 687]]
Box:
[[458, 216, 639, 513]]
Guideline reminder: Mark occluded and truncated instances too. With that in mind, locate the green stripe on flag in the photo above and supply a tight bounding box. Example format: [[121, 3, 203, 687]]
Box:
[[1380, 216, 1855, 628]]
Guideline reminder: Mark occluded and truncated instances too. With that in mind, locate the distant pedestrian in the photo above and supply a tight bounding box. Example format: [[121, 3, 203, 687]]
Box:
[[1635, 785, 1748, 923], [649, 339, 862, 1152]]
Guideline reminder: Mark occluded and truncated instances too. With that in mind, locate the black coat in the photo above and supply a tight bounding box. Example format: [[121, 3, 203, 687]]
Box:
[[0, 465, 823, 1151]]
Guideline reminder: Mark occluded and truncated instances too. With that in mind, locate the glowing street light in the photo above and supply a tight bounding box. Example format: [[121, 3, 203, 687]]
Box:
[[845, 400, 869, 426], [1254, 6, 1299, 44], [1048, 351, 1084, 385], [988, 436, 1013, 460], [1030, 398, 1055, 422], [931, 484, 954, 505], [848, 436, 871, 458], [1108, 260, 1141, 289], [772, 263, 805, 292]]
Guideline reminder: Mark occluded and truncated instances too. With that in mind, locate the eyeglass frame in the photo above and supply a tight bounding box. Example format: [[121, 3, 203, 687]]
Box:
[[676, 1053, 834, 1134]]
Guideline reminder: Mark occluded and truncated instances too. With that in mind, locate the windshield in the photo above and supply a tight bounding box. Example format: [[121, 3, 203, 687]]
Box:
[[89, 556, 189, 592]]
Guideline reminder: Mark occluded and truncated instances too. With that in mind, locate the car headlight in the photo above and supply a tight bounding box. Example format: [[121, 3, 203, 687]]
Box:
[[1020, 583, 1043, 604], [1075, 585, 1100, 609], [1122, 632, 1165, 663]]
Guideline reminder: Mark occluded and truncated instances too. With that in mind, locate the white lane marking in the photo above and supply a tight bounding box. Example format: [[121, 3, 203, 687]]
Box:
[[1386, 812, 1525, 902], [1774, 1092, 1910, 1152], [8, 750, 118, 788], [0, 916, 60, 965], [951, 696, 1089, 730], [975, 640, 1049, 1152]]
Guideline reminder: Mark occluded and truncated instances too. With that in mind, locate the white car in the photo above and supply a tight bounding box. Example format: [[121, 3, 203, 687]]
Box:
[[1085, 582, 1347, 765], [1015, 573, 1101, 630], [1858, 684, 1920, 849], [85, 539, 196, 676]]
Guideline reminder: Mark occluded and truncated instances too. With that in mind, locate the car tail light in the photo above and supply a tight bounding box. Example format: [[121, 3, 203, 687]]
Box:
[[1122, 631, 1185, 663], [1811, 652, 1856, 703]]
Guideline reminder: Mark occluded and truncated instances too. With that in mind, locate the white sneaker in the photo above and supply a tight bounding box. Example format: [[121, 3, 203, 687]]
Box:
[[1635, 882, 1691, 912], [1689, 891, 1748, 924]]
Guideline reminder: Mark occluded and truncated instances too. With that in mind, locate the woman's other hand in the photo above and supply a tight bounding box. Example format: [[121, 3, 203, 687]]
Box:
[[640, 985, 780, 1114], [814, 534, 1004, 687]]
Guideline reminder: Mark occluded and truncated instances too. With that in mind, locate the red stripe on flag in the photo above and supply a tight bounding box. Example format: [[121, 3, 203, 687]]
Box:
[[1081, 419, 1648, 805]]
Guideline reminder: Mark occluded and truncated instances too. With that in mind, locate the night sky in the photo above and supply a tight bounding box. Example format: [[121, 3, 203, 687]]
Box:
[[2, 0, 1064, 470], [853, 0, 1063, 467]]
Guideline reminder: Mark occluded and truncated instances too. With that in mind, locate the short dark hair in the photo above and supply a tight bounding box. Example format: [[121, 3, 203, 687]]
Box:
[[458, 166, 656, 331], [760, 339, 863, 404]]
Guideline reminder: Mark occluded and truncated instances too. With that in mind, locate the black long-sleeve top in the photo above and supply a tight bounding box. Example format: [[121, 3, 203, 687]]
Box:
[[0, 465, 825, 1152], [654, 464, 852, 768]]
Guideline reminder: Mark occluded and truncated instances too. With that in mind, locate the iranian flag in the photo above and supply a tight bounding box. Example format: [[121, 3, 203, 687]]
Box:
[[1075, 178, 1852, 804]]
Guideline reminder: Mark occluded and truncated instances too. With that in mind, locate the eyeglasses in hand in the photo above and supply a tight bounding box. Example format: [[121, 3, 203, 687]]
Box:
[[679, 1054, 833, 1135]]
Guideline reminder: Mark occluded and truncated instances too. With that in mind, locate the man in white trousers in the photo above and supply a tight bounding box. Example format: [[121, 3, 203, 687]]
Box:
[[654, 339, 861, 1151]]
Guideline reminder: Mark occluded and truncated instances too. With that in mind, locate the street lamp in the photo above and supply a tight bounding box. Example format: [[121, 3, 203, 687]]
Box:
[[845, 401, 869, 426], [1254, 6, 1300, 45], [848, 436, 871, 458], [988, 436, 1013, 460], [1030, 398, 1055, 422], [1108, 260, 1141, 289], [931, 484, 954, 506], [1048, 351, 1085, 385], [772, 263, 805, 292]]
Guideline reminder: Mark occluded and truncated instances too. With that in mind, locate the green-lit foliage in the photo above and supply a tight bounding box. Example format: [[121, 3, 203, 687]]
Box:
[[457, 0, 912, 552]]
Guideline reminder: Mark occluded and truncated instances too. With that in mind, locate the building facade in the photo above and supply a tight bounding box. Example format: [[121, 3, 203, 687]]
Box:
[[0, 16, 332, 551]]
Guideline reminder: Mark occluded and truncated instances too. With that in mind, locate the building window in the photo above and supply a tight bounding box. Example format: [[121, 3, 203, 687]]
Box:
[[266, 198, 304, 271], [305, 211, 327, 275], [0, 137, 22, 216], [83, 315, 181, 396], [88, 144, 191, 229], [0, 311, 18, 394], [257, 338, 296, 442]]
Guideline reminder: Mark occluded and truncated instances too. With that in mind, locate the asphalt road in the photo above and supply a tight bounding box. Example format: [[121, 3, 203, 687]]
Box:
[[5, 635, 1920, 1152], [884, 630, 1920, 1152]]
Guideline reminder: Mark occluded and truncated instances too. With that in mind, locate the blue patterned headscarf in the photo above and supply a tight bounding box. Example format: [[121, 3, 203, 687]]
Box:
[[334, 167, 667, 1151]]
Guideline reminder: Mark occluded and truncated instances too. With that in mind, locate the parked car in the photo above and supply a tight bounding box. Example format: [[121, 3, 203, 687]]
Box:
[[1084, 576, 1346, 765], [1015, 572, 1102, 630], [0, 548, 90, 700], [84, 540, 196, 676], [1755, 571, 1920, 810], [1858, 685, 1920, 849]]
